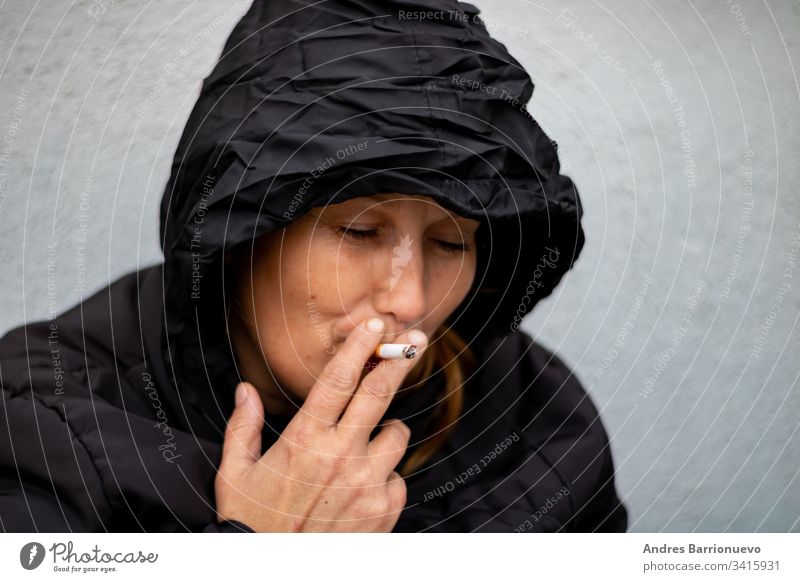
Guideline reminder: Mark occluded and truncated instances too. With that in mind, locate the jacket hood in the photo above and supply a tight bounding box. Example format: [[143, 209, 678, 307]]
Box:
[[158, 0, 586, 434]]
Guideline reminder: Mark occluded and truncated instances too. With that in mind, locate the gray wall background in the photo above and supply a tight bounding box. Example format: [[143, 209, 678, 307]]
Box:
[[0, 0, 797, 532]]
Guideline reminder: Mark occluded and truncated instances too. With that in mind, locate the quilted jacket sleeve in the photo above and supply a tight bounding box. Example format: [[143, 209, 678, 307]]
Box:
[[0, 385, 110, 532]]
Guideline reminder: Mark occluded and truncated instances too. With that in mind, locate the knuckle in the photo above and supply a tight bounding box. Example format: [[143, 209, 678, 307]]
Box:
[[385, 427, 410, 453], [361, 375, 393, 400], [324, 364, 357, 393], [225, 416, 250, 436], [329, 436, 354, 460], [328, 448, 351, 473], [391, 420, 411, 442], [352, 329, 376, 351], [392, 483, 408, 508], [288, 420, 315, 447], [319, 443, 354, 480], [388, 473, 407, 506], [368, 495, 392, 517], [348, 463, 374, 489]]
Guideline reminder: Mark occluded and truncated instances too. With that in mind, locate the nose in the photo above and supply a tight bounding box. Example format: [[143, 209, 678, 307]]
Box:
[[373, 235, 427, 327]]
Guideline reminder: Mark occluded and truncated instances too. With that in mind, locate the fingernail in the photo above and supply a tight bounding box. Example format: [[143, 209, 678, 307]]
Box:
[[235, 382, 248, 406], [366, 317, 384, 333], [408, 329, 427, 347]]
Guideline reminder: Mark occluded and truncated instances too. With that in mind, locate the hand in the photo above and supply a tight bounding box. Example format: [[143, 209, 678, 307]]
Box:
[[214, 318, 427, 532]]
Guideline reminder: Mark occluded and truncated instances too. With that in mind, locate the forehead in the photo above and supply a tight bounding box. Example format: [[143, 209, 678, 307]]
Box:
[[325, 194, 477, 224]]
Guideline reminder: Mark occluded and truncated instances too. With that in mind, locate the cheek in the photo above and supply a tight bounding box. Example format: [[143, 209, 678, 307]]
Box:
[[245, 237, 336, 386], [433, 252, 477, 304], [276, 240, 368, 371], [419, 253, 476, 329], [308, 240, 375, 310]]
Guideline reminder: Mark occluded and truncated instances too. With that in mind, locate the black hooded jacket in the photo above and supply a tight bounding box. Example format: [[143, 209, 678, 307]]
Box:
[[0, 0, 627, 532]]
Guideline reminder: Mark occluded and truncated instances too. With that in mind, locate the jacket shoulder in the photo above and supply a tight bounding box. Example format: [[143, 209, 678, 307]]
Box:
[[474, 329, 596, 428], [0, 385, 110, 531], [0, 272, 147, 531], [481, 330, 628, 532], [0, 267, 159, 405]]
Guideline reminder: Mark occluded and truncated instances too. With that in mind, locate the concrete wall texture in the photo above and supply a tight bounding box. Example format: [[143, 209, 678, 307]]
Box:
[[0, 0, 798, 531]]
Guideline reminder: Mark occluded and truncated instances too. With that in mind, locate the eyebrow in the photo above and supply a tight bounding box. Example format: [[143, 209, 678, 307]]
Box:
[[328, 195, 479, 227]]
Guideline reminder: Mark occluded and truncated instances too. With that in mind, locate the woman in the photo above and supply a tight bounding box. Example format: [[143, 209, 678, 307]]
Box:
[[0, 0, 627, 532]]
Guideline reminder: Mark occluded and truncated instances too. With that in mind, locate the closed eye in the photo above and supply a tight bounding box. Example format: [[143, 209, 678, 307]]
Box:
[[337, 226, 379, 241], [435, 239, 468, 253], [337, 226, 469, 253]]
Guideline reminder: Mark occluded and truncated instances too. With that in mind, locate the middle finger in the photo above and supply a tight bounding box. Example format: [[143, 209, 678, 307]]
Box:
[[337, 328, 428, 440]]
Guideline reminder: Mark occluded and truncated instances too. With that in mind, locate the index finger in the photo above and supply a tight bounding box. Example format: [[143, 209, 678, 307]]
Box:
[[298, 317, 385, 427], [337, 327, 428, 441]]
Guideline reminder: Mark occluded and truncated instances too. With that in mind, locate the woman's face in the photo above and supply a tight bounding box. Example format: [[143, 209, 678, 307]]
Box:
[[230, 193, 480, 415]]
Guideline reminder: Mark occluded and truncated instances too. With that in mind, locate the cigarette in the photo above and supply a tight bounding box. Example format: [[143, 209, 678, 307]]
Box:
[[374, 343, 418, 360]]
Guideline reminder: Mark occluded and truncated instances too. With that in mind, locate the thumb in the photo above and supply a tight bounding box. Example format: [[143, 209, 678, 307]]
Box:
[[219, 382, 264, 481]]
